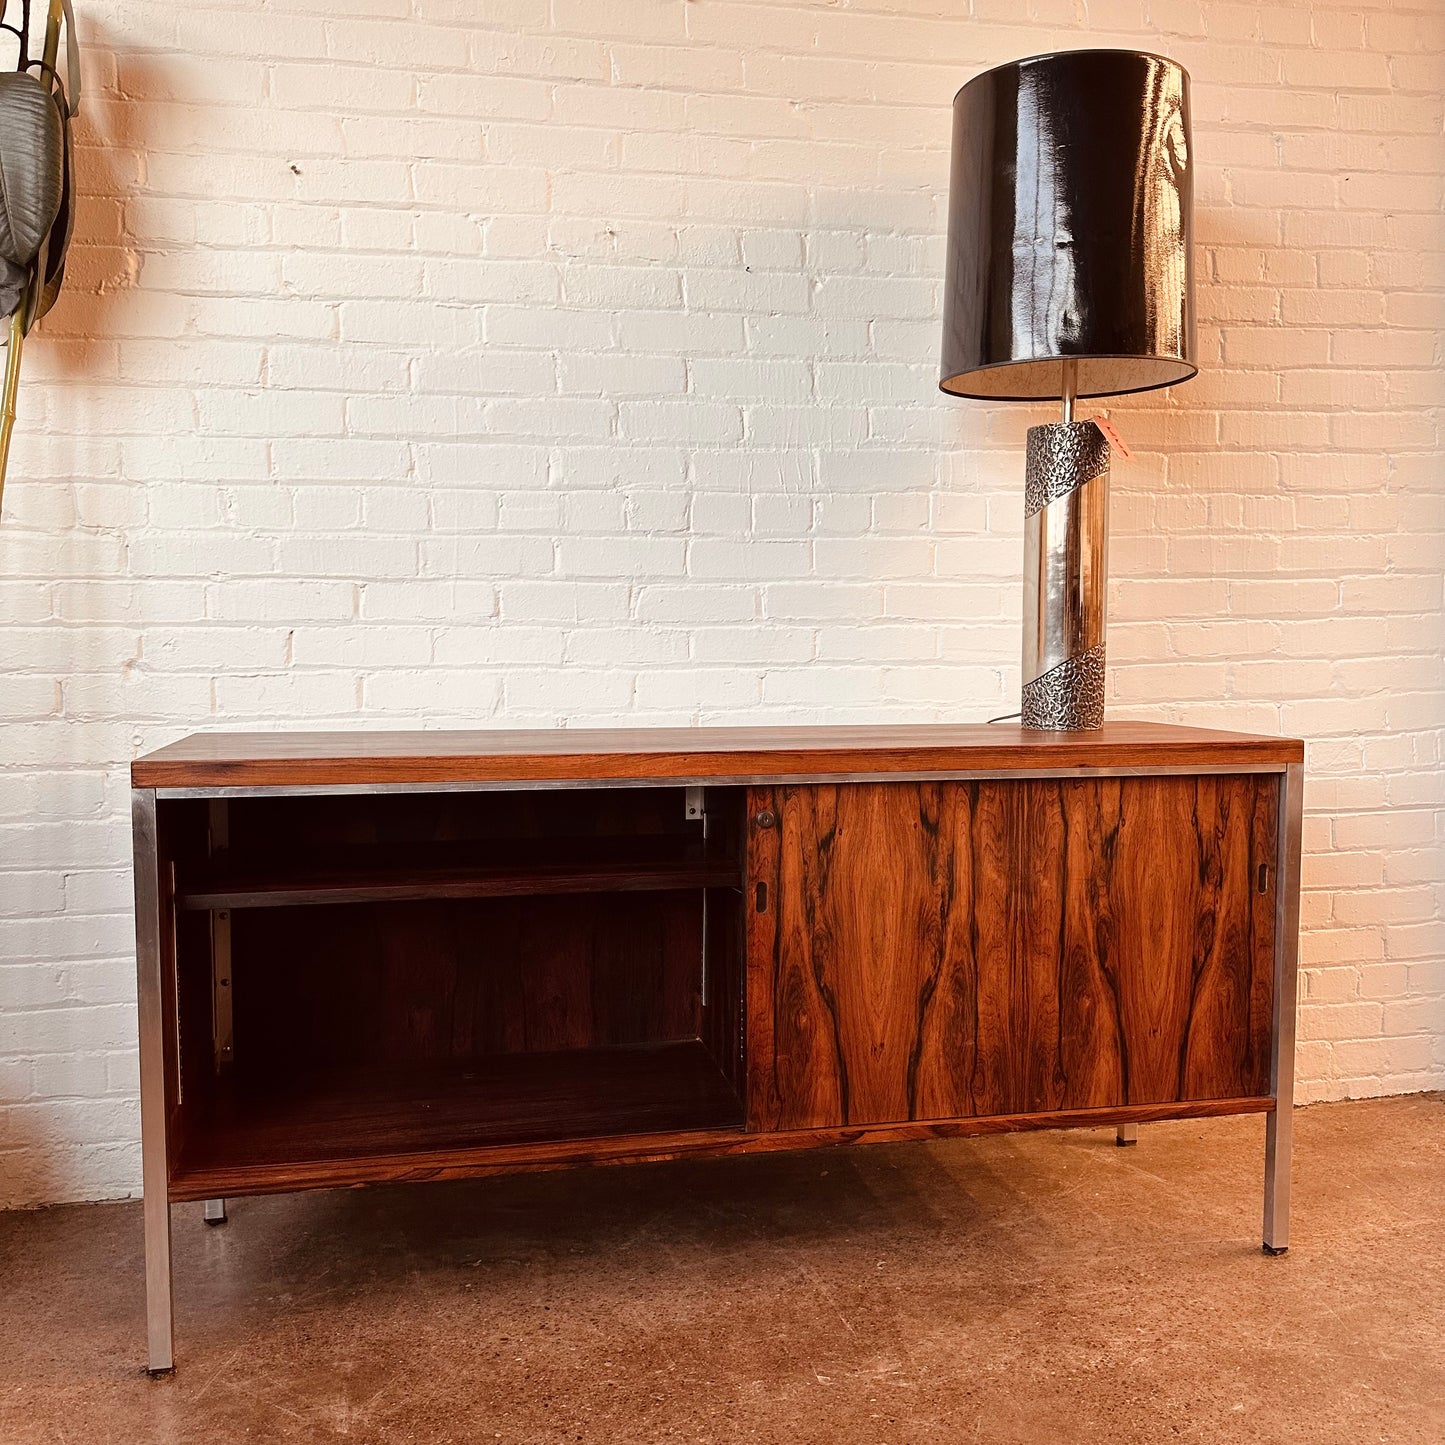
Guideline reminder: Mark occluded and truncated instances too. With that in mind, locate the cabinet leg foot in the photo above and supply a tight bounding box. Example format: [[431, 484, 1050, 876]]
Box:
[[143, 1192, 174, 1374], [1263, 1105, 1292, 1256], [1115, 1124, 1138, 1146], [202, 1198, 227, 1226]]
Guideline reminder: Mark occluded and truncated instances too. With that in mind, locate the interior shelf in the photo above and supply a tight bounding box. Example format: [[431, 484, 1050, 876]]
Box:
[[177, 839, 742, 911], [171, 1041, 745, 1192]]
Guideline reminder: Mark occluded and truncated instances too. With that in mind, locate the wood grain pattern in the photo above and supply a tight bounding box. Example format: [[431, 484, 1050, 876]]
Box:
[[748, 776, 1278, 1132], [140, 744, 1295, 1209], [702, 883, 745, 1096], [168, 1095, 1273, 1202], [174, 1042, 744, 1183], [176, 851, 740, 910], [177, 786, 742, 908], [231, 892, 707, 1069], [132, 721, 1302, 790]]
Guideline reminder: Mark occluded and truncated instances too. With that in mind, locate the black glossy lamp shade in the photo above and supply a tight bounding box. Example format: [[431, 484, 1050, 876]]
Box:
[[940, 50, 1196, 401]]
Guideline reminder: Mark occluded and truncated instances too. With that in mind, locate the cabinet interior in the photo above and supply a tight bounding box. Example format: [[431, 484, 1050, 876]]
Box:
[[161, 785, 749, 1190]]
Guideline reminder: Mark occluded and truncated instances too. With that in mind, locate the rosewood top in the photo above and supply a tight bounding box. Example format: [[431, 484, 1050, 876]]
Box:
[[131, 721, 1303, 791]]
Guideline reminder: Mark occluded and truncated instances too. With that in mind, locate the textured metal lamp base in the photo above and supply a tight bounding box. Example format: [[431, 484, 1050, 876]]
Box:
[[1022, 421, 1111, 731], [1022, 643, 1106, 730]]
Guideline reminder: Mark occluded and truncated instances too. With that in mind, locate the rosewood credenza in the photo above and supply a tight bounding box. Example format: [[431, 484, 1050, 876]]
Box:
[[131, 722, 1304, 1372]]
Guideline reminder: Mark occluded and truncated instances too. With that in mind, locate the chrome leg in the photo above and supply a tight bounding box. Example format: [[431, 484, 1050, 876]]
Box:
[[202, 1198, 227, 1226], [1264, 762, 1304, 1256], [1263, 1108, 1292, 1256], [134, 789, 175, 1373], [1115, 1124, 1138, 1146]]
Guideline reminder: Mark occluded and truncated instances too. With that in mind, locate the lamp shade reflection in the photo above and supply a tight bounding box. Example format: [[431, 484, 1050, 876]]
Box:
[[941, 49, 1196, 402]]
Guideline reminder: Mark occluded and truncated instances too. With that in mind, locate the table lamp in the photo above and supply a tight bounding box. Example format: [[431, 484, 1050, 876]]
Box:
[[940, 50, 1196, 730]]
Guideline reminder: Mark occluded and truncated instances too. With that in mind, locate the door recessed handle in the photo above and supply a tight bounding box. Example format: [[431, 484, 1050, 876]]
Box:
[[755, 881, 767, 913], [1258, 863, 1269, 894]]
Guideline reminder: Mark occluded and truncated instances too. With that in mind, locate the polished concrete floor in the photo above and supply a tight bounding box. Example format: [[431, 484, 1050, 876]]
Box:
[[2, 1094, 1441, 1444]]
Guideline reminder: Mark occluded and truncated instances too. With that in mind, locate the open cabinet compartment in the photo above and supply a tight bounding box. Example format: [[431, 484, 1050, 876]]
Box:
[[161, 786, 748, 1197]]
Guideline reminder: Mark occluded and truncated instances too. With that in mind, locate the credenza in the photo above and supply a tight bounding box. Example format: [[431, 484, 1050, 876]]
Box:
[[131, 722, 1303, 1372]]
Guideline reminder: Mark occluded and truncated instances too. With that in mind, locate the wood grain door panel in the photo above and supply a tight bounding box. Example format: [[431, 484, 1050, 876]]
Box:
[[746, 775, 1277, 1132]]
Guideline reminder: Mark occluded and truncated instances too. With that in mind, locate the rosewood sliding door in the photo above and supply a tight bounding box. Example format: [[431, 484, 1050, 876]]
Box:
[[745, 776, 1277, 1133]]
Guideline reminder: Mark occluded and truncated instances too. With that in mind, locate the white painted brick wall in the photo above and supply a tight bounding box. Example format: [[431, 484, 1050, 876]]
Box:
[[0, 0, 1441, 1207]]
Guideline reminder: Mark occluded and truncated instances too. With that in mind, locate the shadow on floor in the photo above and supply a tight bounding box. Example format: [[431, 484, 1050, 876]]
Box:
[[0, 1095, 1441, 1445]]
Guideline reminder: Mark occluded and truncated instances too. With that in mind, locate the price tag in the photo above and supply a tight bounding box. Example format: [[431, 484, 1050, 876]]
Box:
[[1091, 414, 1133, 461]]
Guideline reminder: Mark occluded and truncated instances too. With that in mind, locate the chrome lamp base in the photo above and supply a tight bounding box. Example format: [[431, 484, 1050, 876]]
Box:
[[1021, 419, 1111, 731]]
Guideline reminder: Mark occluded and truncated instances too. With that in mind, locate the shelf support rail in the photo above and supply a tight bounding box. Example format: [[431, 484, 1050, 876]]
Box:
[[207, 801, 234, 1073], [686, 787, 711, 1006]]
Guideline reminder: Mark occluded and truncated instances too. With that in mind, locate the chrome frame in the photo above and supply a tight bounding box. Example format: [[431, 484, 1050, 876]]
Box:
[[154, 761, 1287, 803], [132, 755, 1305, 1367], [1115, 1123, 1138, 1146], [133, 787, 174, 1374], [1264, 761, 1304, 1255]]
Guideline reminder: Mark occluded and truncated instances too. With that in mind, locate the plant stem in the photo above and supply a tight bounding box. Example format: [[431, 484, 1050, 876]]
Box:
[[0, 310, 24, 515]]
